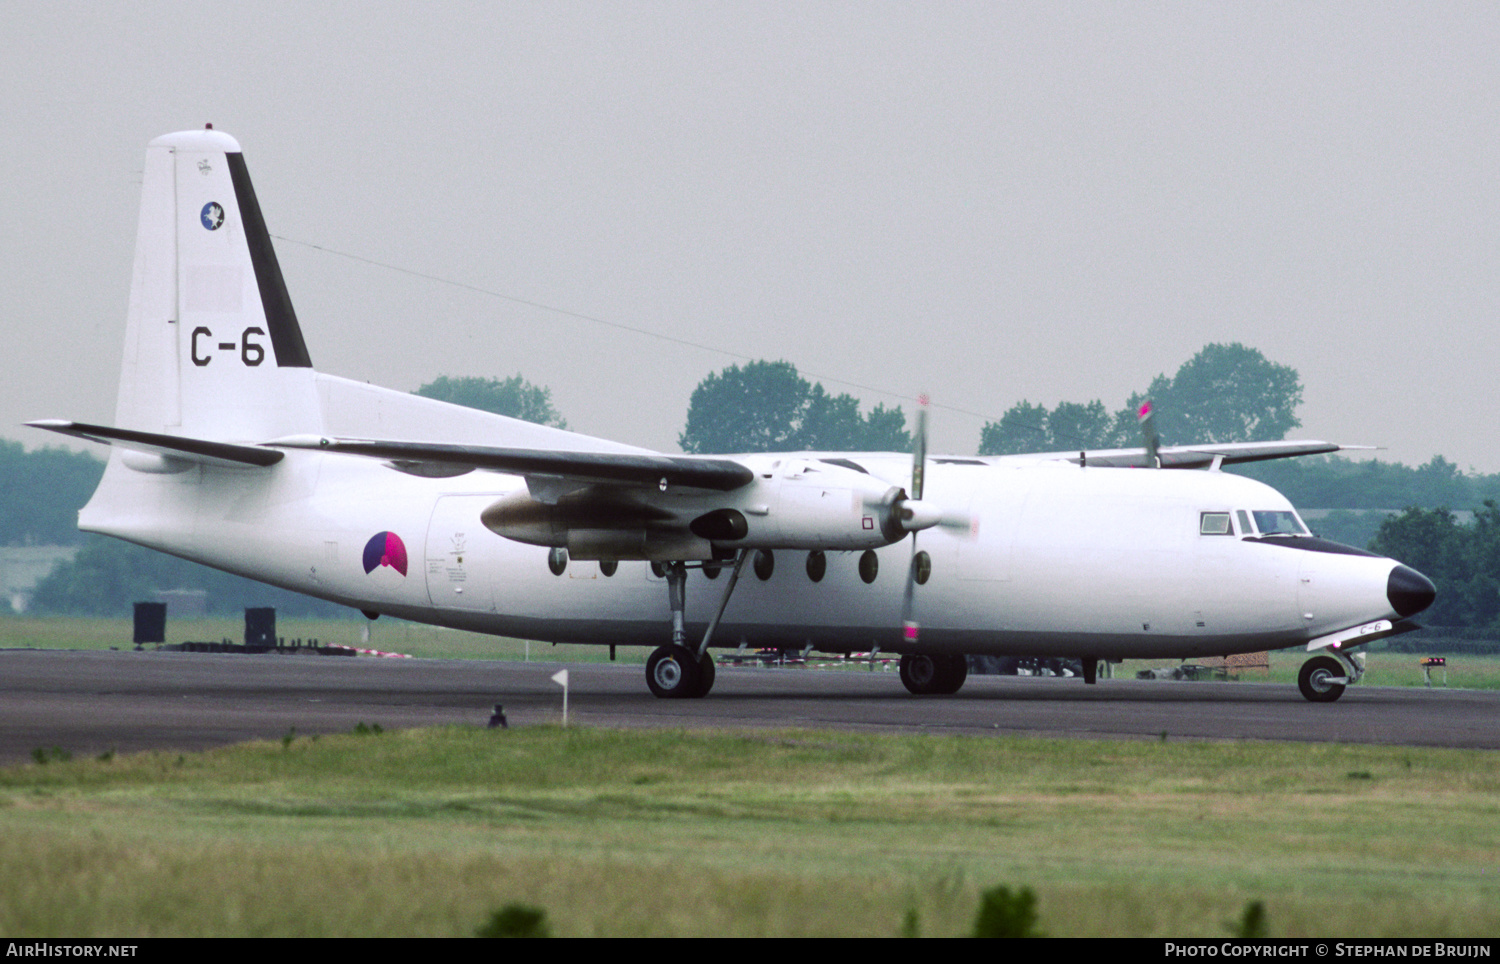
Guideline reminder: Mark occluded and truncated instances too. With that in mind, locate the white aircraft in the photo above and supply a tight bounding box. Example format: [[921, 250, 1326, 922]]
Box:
[[32, 129, 1436, 703]]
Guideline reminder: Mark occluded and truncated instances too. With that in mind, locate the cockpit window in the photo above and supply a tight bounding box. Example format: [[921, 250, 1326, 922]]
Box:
[[1251, 510, 1308, 536], [1237, 510, 1253, 534], [1200, 512, 1233, 535]]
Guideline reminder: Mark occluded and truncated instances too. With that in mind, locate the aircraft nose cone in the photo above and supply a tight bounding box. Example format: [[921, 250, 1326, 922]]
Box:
[[1387, 565, 1436, 618]]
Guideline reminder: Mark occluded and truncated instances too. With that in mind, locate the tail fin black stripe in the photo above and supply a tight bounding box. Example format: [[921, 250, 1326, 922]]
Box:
[[226, 152, 313, 368]]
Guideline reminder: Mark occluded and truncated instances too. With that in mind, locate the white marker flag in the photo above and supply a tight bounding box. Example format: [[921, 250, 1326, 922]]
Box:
[[551, 669, 569, 726]]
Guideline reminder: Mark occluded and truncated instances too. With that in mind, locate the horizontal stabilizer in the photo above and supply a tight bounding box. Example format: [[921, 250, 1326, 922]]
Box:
[[28, 420, 283, 468], [1063, 440, 1358, 469], [267, 435, 754, 491]]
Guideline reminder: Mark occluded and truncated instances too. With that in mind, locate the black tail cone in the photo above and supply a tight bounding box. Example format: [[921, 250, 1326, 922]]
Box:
[[1388, 565, 1437, 618]]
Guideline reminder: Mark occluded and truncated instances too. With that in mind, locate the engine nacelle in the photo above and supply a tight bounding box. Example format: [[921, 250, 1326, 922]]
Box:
[[481, 456, 921, 560]]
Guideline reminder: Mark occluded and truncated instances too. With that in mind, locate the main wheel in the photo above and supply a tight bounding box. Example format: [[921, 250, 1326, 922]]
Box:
[[933, 654, 969, 695], [688, 650, 716, 698], [899, 653, 940, 694], [646, 644, 702, 699], [1298, 655, 1347, 703]]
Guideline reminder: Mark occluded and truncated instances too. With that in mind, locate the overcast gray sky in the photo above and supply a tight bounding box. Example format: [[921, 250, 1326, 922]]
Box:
[[5, 2, 1498, 472]]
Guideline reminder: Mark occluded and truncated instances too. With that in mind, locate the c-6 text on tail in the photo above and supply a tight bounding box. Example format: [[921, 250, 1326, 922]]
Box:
[[32, 130, 1436, 703]]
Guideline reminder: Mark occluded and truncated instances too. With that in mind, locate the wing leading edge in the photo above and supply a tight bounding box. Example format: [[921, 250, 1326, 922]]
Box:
[[33, 421, 1358, 482], [267, 435, 756, 492], [1050, 440, 1359, 469]]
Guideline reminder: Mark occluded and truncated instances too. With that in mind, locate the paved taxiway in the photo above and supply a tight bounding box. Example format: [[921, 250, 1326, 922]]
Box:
[[1, 648, 1496, 763]]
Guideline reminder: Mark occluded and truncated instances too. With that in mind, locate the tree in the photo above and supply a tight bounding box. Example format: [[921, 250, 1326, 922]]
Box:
[[798, 384, 867, 451], [862, 403, 913, 451], [1369, 507, 1468, 627], [977, 401, 1050, 456], [1139, 343, 1302, 445], [977, 399, 1125, 456], [413, 375, 567, 428], [0, 441, 104, 546], [1048, 400, 1121, 450], [977, 343, 1303, 455], [678, 360, 910, 454], [29, 534, 345, 617], [680, 360, 809, 453]]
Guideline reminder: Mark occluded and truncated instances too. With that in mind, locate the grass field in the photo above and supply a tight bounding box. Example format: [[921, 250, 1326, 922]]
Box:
[[3, 616, 1499, 937], [1, 727, 1497, 938]]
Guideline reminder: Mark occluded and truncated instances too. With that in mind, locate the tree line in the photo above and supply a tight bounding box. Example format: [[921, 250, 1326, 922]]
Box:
[[977, 343, 1302, 454]]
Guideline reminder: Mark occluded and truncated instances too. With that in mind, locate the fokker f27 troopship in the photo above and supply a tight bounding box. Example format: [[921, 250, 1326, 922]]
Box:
[[33, 129, 1436, 702]]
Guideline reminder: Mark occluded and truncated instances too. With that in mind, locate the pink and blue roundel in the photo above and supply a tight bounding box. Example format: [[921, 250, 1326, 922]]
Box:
[[362, 532, 408, 576]]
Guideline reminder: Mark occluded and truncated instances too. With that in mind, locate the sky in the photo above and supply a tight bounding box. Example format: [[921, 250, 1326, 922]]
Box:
[[5, 2, 1498, 472]]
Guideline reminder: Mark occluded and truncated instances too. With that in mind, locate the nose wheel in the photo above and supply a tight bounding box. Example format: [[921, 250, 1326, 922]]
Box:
[[1298, 654, 1349, 703]]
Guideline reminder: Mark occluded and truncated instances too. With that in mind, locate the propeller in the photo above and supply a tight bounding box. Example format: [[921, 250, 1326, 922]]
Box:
[[897, 396, 973, 643]]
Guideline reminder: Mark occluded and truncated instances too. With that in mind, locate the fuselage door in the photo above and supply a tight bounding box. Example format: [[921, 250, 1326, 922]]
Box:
[[425, 495, 499, 612]]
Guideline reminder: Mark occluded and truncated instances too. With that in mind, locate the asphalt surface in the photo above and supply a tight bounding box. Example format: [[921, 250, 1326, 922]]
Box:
[[1, 648, 1497, 763]]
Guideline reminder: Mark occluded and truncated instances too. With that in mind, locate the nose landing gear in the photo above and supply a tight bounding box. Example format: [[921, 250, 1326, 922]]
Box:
[[1298, 652, 1362, 703]]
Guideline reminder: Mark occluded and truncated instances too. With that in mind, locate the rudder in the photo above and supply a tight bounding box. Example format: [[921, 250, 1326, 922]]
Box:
[[115, 128, 320, 442]]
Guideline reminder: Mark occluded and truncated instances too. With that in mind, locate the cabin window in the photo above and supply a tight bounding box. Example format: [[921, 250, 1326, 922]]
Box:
[[1199, 511, 1233, 536], [1252, 510, 1308, 535]]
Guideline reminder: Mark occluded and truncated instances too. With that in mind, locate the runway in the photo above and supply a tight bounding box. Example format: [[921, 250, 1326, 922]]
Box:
[[1, 648, 1497, 764]]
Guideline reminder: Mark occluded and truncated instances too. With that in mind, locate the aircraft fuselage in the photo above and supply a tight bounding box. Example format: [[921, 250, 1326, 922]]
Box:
[[81, 433, 1410, 662]]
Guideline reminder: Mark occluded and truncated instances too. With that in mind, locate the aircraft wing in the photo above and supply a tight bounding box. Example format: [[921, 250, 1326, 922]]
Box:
[[267, 435, 755, 492], [1036, 440, 1360, 469], [27, 420, 284, 468]]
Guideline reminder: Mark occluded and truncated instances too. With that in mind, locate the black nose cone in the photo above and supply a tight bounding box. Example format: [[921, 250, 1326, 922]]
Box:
[[1388, 565, 1437, 618]]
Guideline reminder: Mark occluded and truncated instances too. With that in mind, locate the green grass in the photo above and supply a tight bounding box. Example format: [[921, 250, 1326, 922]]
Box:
[[0, 614, 629, 664], [1, 727, 1497, 937]]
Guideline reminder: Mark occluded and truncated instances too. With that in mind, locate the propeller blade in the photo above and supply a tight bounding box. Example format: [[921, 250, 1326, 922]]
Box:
[[1138, 400, 1161, 469], [901, 395, 932, 642], [910, 396, 928, 501], [938, 510, 978, 535], [901, 535, 920, 643]]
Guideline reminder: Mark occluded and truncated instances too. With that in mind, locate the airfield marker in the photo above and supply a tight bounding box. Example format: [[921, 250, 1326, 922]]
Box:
[[551, 669, 570, 726]]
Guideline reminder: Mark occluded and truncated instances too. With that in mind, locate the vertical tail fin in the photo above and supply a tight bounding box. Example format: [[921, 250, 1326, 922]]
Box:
[[116, 129, 320, 441]]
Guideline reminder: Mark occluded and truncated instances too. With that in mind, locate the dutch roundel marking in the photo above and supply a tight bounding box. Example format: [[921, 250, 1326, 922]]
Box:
[[200, 202, 224, 230], [362, 532, 408, 577]]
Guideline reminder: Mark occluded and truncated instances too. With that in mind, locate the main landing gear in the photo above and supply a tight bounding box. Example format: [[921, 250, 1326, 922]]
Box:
[[644, 553, 747, 699], [645, 644, 716, 698], [898, 653, 969, 695]]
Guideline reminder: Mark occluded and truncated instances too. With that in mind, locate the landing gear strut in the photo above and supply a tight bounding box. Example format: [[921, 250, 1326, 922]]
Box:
[[899, 653, 969, 695], [644, 553, 746, 699]]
